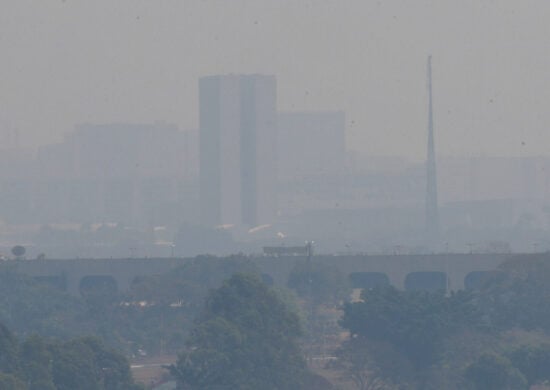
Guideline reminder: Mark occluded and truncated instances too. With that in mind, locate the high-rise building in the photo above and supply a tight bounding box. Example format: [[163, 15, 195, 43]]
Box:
[[199, 74, 277, 227]]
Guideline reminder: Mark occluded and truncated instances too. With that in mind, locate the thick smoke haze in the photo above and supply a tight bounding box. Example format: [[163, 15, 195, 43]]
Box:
[[2, 0, 550, 159]]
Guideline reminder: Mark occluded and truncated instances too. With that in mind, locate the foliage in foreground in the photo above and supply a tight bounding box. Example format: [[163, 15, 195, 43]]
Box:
[[335, 254, 550, 390], [0, 266, 86, 340], [464, 353, 527, 390], [0, 256, 260, 356], [170, 273, 329, 390], [0, 322, 142, 390]]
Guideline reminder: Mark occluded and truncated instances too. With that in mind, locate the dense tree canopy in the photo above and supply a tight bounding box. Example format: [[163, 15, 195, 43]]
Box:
[[336, 287, 483, 389], [340, 286, 480, 370], [0, 256, 262, 356], [335, 254, 550, 389], [478, 254, 550, 331], [171, 273, 311, 390], [118, 255, 261, 355], [0, 265, 86, 340], [0, 324, 141, 390], [6, 253, 550, 389], [464, 354, 527, 390], [506, 343, 550, 387]]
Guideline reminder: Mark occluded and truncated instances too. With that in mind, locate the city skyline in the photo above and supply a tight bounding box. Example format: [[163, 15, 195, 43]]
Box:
[[2, 1, 550, 159]]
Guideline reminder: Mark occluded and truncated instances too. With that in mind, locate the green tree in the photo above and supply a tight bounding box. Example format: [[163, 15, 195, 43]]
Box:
[[0, 373, 26, 390], [51, 337, 141, 390], [119, 256, 260, 355], [0, 322, 141, 390], [51, 338, 103, 390], [170, 273, 310, 390], [79, 337, 137, 390], [479, 254, 550, 332], [506, 344, 550, 387], [340, 287, 479, 371], [464, 354, 527, 390], [20, 335, 56, 390], [338, 287, 481, 389], [0, 323, 18, 374], [0, 265, 85, 340]]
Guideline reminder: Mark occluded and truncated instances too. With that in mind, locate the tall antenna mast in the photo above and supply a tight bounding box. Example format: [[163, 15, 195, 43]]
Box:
[[426, 55, 440, 238]]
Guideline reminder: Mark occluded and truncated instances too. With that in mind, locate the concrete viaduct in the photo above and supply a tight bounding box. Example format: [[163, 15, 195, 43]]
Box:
[[9, 253, 516, 296]]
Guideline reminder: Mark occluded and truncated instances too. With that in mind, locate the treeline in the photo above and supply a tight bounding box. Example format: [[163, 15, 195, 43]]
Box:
[[0, 257, 261, 356], [4, 254, 550, 389], [169, 273, 334, 390], [0, 255, 348, 358], [168, 254, 550, 389], [0, 324, 141, 390], [335, 254, 550, 389]]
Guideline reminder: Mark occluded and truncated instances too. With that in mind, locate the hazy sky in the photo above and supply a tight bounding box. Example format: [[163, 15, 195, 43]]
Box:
[[1, 0, 550, 159]]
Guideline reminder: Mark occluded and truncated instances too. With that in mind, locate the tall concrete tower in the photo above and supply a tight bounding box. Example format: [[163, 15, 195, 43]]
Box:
[[199, 74, 277, 227], [426, 56, 440, 237]]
